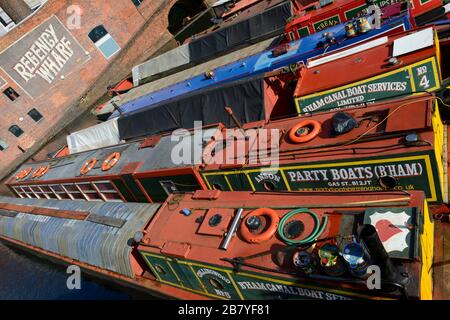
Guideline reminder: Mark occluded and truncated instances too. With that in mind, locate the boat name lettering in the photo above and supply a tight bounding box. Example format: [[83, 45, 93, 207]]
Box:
[[302, 81, 408, 113], [237, 281, 352, 300], [254, 172, 281, 183], [196, 268, 231, 284], [286, 163, 423, 182]]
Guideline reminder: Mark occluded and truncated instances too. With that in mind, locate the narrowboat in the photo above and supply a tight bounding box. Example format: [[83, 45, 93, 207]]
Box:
[[285, 0, 448, 42], [106, 13, 411, 118], [293, 26, 448, 115], [132, 0, 293, 86], [200, 96, 447, 203], [0, 190, 436, 300], [6, 125, 223, 203], [8, 95, 447, 205], [113, 25, 449, 142]]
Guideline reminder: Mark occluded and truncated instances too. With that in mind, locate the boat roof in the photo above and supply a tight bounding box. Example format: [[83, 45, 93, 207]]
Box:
[[109, 14, 410, 118], [295, 27, 437, 97], [8, 126, 222, 186], [203, 96, 436, 169], [140, 189, 426, 299]]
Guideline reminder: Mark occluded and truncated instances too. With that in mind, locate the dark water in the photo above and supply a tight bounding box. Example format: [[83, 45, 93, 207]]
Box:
[[0, 242, 136, 300]]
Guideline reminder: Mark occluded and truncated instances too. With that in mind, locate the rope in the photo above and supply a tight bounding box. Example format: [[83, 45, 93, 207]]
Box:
[[277, 208, 328, 245]]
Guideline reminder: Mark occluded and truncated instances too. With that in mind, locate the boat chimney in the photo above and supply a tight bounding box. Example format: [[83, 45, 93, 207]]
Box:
[[359, 224, 407, 287]]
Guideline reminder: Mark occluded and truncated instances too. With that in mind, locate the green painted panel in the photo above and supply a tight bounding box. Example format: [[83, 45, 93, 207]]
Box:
[[313, 15, 341, 32], [190, 265, 241, 299], [246, 170, 288, 192], [204, 152, 442, 203], [204, 175, 232, 191], [139, 174, 200, 202], [143, 254, 182, 286], [297, 27, 310, 39], [295, 60, 440, 115], [232, 274, 352, 300]]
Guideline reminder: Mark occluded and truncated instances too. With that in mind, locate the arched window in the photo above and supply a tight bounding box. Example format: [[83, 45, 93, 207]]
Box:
[[9, 125, 24, 138], [0, 138, 8, 151], [88, 25, 121, 59]]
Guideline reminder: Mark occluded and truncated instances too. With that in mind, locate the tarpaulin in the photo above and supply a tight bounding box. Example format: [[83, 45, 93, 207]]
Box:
[[67, 118, 122, 154], [131, 0, 291, 86], [118, 75, 266, 140], [188, 0, 292, 63]]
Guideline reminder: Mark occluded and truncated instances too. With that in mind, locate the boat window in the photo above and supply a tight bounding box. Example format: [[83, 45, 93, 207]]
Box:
[[62, 184, 86, 200], [93, 181, 124, 202], [12, 186, 26, 198], [131, 0, 144, 6], [30, 185, 47, 199], [39, 185, 58, 199], [49, 185, 71, 200], [28, 108, 43, 122], [88, 25, 121, 59], [20, 186, 37, 198], [3, 87, 19, 101], [0, 138, 8, 151], [8, 125, 24, 138]]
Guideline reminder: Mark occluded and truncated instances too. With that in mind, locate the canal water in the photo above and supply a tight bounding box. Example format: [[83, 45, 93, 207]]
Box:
[[0, 242, 135, 300]]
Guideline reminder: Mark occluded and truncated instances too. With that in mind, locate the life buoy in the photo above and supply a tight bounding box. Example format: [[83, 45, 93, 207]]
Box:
[[241, 208, 279, 244], [289, 120, 321, 143], [16, 167, 33, 180], [80, 158, 97, 176], [101, 152, 121, 171], [32, 165, 50, 178]]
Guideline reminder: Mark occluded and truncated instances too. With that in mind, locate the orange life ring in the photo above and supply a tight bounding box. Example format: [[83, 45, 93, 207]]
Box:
[[101, 152, 121, 171], [16, 167, 33, 180], [289, 120, 321, 143], [241, 208, 280, 244], [32, 165, 50, 178], [80, 158, 97, 176]]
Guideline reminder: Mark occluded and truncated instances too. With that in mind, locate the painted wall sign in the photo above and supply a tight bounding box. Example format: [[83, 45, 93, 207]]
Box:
[[202, 153, 442, 202], [0, 15, 90, 99], [295, 58, 440, 114]]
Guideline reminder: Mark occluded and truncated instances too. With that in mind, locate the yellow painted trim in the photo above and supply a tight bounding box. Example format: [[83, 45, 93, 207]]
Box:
[[224, 175, 234, 191], [226, 271, 245, 300], [202, 155, 439, 202], [245, 172, 256, 191], [233, 271, 394, 300], [280, 170, 292, 192], [420, 200, 434, 300], [142, 253, 397, 300], [188, 263, 207, 292], [140, 252, 230, 300]]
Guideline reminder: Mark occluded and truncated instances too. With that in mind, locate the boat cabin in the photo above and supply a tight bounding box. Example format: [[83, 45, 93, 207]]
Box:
[[293, 26, 450, 116], [200, 96, 447, 203], [138, 190, 433, 300]]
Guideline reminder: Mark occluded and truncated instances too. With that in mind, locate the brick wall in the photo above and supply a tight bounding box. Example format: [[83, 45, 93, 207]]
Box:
[[0, 0, 183, 180]]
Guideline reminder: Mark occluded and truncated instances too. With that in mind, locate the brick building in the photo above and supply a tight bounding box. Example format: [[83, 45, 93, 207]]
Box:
[[0, 0, 212, 181]]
